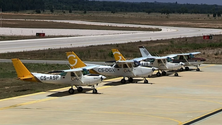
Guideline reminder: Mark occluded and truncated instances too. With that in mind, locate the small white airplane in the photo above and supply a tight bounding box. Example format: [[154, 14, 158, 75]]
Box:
[[12, 58, 106, 94], [168, 52, 206, 71], [138, 46, 184, 76], [66, 51, 155, 84]]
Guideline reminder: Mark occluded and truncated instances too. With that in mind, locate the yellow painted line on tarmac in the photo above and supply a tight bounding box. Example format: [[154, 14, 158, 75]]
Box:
[[0, 78, 119, 111], [181, 107, 222, 125], [201, 64, 215, 69], [100, 111, 183, 124], [0, 92, 46, 102], [0, 97, 58, 111], [0, 77, 120, 102]]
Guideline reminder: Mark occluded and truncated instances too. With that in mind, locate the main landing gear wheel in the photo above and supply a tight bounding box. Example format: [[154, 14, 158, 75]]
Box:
[[68, 88, 75, 94], [144, 79, 148, 83], [156, 72, 161, 77], [180, 67, 184, 71], [185, 67, 189, 71], [77, 87, 83, 93], [93, 89, 98, 94], [196, 68, 200, 71], [128, 77, 133, 83], [121, 79, 126, 84], [162, 71, 167, 76], [174, 72, 179, 76]]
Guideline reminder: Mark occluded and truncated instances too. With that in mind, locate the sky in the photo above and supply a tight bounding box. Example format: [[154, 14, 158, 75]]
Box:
[[95, 0, 222, 5]]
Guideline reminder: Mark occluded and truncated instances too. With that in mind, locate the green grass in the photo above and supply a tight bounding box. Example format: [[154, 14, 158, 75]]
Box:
[[0, 63, 70, 99]]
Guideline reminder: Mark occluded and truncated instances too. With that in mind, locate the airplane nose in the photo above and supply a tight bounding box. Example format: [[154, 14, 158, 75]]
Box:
[[100, 75, 106, 81], [180, 62, 185, 65], [152, 67, 158, 71]]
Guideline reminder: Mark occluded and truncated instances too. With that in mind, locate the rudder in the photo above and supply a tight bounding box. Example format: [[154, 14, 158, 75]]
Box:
[[66, 52, 86, 69], [11, 58, 37, 81], [112, 49, 126, 61], [139, 46, 152, 57]]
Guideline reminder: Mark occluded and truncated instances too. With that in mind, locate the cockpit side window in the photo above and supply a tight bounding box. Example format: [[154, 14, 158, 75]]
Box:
[[123, 64, 128, 68], [71, 72, 76, 77], [60, 72, 67, 76], [82, 68, 90, 75]]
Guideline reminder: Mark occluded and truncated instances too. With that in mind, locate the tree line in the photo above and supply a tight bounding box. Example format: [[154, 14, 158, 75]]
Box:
[[0, 0, 222, 15]]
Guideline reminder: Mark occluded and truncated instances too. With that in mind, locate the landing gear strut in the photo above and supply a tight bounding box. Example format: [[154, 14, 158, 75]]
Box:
[[144, 78, 149, 83], [92, 85, 98, 94], [196, 67, 200, 71]]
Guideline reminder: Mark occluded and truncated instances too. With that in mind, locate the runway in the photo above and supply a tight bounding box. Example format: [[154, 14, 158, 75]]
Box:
[[0, 64, 222, 125], [0, 20, 221, 53]]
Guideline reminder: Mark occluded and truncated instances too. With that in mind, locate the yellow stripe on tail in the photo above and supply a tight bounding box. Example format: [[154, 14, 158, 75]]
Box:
[[66, 52, 86, 69], [112, 49, 126, 61], [11, 58, 39, 82]]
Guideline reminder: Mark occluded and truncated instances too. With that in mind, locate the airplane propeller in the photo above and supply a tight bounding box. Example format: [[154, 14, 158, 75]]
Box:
[[100, 75, 106, 81]]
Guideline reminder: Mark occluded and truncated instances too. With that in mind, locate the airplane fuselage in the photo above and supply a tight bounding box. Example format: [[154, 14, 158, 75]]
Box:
[[140, 61, 182, 71], [93, 65, 154, 78], [173, 58, 206, 67], [32, 72, 103, 86]]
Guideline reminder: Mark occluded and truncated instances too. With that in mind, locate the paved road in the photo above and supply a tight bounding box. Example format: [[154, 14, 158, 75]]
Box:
[[0, 20, 221, 53]]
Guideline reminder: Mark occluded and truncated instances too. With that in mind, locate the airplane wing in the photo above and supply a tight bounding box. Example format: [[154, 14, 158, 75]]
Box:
[[63, 65, 99, 72], [168, 52, 201, 56]]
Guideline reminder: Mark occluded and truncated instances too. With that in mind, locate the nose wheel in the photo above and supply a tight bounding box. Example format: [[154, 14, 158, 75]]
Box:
[[92, 85, 98, 94], [128, 77, 133, 83], [174, 72, 179, 76], [121, 78, 126, 84]]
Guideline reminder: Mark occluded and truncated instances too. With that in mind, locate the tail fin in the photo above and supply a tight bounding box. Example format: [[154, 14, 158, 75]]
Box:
[[112, 49, 126, 61], [139, 46, 152, 57], [11, 58, 38, 82], [66, 52, 86, 69]]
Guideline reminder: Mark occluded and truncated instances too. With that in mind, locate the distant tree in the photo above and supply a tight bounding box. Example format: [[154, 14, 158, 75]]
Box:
[[213, 13, 217, 18], [111, 10, 116, 14], [50, 7, 54, 13], [69, 8, 72, 13], [35, 9, 41, 14], [217, 12, 221, 17]]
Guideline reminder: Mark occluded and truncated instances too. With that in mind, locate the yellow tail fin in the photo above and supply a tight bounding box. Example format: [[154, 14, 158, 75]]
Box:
[[112, 49, 126, 61], [11, 58, 38, 82], [66, 52, 86, 69]]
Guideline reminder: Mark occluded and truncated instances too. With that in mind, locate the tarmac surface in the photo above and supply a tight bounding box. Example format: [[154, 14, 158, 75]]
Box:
[[0, 64, 221, 125]]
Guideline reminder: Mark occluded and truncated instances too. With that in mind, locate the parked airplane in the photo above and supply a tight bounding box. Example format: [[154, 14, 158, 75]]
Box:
[[66, 51, 155, 84], [168, 52, 206, 71], [12, 58, 106, 94], [138, 46, 184, 76]]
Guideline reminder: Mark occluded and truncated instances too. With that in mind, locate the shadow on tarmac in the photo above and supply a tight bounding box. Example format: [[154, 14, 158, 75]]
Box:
[[47, 88, 102, 97]]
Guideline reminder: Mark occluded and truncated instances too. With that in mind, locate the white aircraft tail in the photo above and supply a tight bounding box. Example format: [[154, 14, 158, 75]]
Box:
[[139, 46, 152, 57]]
